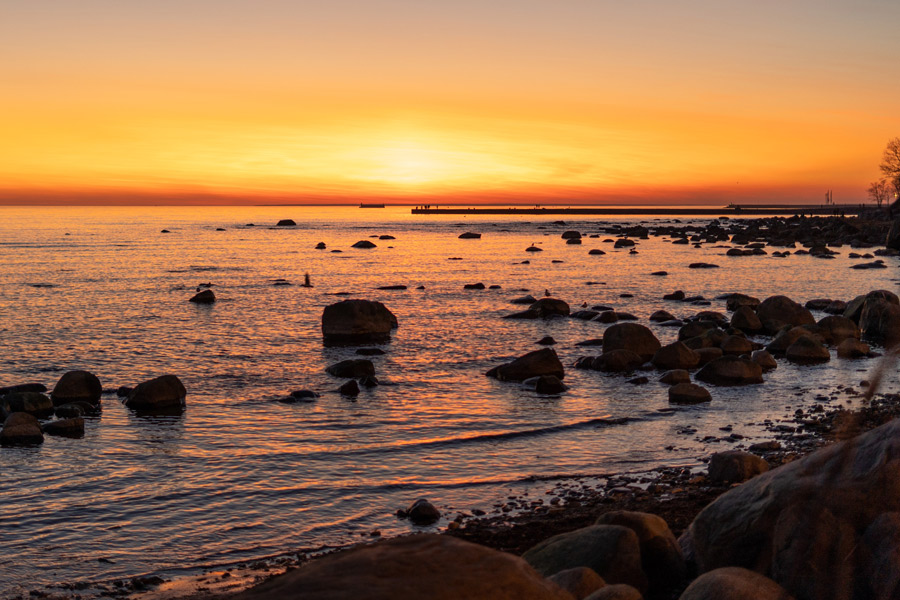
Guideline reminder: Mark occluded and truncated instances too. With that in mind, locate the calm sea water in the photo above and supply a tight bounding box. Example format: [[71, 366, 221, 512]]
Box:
[[0, 205, 896, 596]]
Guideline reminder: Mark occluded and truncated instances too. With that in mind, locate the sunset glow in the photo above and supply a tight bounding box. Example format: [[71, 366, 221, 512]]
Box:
[[2, 1, 899, 205]]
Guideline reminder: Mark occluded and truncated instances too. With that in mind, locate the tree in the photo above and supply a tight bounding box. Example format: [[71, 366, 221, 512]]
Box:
[[869, 180, 891, 207], [880, 137, 900, 193]]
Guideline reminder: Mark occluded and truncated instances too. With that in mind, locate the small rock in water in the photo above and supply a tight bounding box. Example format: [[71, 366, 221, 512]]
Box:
[[290, 390, 320, 401], [189, 290, 216, 304], [43, 417, 85, 438], [0, 412, 44, 446], [315, 242, 326, 249], [339, 380, 360, 396], [464, 283, 486, 290], [352, 240, 377, 249], [276, 219, 296, 227], [356, 348, 386, 356], [326, 359, 375, 378], [669, 383, 712, 404], [405, 498, 441, 525], [536, 336, 556, 346], [458, 232, 482, 239], [534, 375, 568, 394]]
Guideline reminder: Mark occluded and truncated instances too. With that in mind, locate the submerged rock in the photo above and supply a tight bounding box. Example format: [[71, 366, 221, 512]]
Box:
[[326, 360, 375, 378], [43, 417, 85, 438], [695, 356, 763, 386]]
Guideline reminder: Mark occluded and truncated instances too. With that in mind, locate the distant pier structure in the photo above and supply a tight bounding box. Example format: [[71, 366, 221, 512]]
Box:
[[410, 204, 868, 216]]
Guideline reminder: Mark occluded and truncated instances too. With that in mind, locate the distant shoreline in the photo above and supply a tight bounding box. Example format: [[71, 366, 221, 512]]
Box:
[[410, 204, 871, 216]]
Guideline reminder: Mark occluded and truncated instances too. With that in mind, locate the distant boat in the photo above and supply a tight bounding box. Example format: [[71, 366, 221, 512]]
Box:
[[359, 203, 385, 208]]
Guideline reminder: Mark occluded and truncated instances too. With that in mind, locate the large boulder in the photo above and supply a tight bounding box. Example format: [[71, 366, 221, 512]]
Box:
[[124, 375, 186, 412], [843, 290, 899, 323], [859, 299, 900, 346], [836, 338, 870, 358], [669, 382, 711, 404], [325, 359, 375, 378], [785, 336, 830, 364], [234, 534, 571, 600], [0, 412, 43, 446], [815, 316, 860, 345], [522, 525, 647, 593], [652, 342, 700, 370], [730, 306, 763, 334], [720, 335, 753, 356], [756, 295, 815, 334], [51, 370, 102, 406], [595, 511, 686, 591], [547, 567, 606, 599], [686, 418, 900, 600], [486, 348, 564, 382], [593, 350, 644, 373], [766, 326, 816, 354], [679, 567, 794, 600], [585, 585, 642, 600], [603, 323, 661, 362], [695, 356, 763, 386], [0, 392, 54, 417], [725, 293, 761, 311], [322, 300, 397, 345], [530, 298, 571, 318]]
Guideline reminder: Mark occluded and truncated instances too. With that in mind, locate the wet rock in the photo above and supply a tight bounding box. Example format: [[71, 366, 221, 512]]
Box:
[[816, 315, 860, 345], [523, 525, 647, 592], [289, 390, 320, 401], [1, 392, 54, 417], [486, 348, 565, 382], [588, 249, 606, 255], [785, 336, 830, 364], [566, 238, 582, 245], [378, 234, 395, 240], [322, 299, 397, 345], [315, 242, 326, 249], [593, 350, 644, 373], [51, 370, 102, 406], [535, 375, 568, 394], [326, 359, 375, 378], [695, 347, 724, 365], [43, 417, 85, 438], [679, 567, 793, 600], [660, 369, 691, 385], [614, 238, 635, 248], [708, 450, 769, 484], [116, 386, 133, 397], [189, 289, 216, 304], [406, 498, 441, 525], [824, 300, 847, 314], [536, 336, 557, 346], [377, 285, 407, 290], [836, 338, 870, 358], [730, 306, 763, 333], [650, 310, 677, 322], [626, 376, 648, 385], [695, 356, 763, 386], [525, 245, 543, 252], [0, 383, 47, 396], [749, 441, 781, 452], [1, 412, 43, 446], [678, 321, 719, 341], [530, 298, 571, 318], [860, 299, 900, 346], [843, 290, 899, 323], [124, 375, 186, 413], [652, 342, 700, 370], [724, 293, 761, 311], [595, 311, 618, 324], [352, 240, 377, 249], [669, 383, 712, 404], [232, 534, 570, 600], [55, 403, 85, 418], [547, 567, 606, 600], [464, 282, 486, 290], [585, 584, 643, 600], [458, 232, 482, 239], [750, 350, 777, 371], [688, 262, 719, 269], [511, 295, 538, 305], [720, 335, 753, 356], [603, 323, 661, 361], [756, 295, 815, 334], [562, 230, 582, 239], [339, 380, 360, 396], [595, 510, 686, 590], [651, 271, 668, 276], [766, 326, 817, 354], [572, 310, 600, 320], [664, 290, 686, 301], [276, 219, 296, 226]]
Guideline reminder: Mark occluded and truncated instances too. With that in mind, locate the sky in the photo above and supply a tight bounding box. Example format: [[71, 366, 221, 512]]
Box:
[[2, 0, 899, 205]]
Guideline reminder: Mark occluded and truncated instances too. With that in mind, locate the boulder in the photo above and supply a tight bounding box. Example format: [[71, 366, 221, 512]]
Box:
[[233, 534, 571, 600], [614, 238, 635, 248], [686, 418, 900, 600], [595, 511, 686, 590], [766, 326, 816, 354], [592, 350, 644, 373], [603, 323, 661, 362], [678, 321, 719, 341], [859, 299, 900, 346], [189, 289, 216, 304], [325, 359, 375, 378], [836, 338, 870, 358], [530, 298, 571, 318], [535, 375, 568, 394], [322, 299, 397, 344], [650, 310, 677, 322], [487, 349, 564, 382], [652, 342, 700, 370], [730, 306, 763, 333], [352, 240, 377, 249], [572, 310, 600, 320], [1, 392, 54, 417], [339, 380, 360, 396], [522, 525, 647, 592], [816, 316, 860, 345], [659, 369, 691, 384], [756, 295, 815, 334], [708, 450, 769, 484], [584, 585, 643, 600], [547, 567, 606, 600], [405, 498, 441, 525], [458, 232, 482, 239], [785, 336, 830, 364], [843, 290, 899, 323], [0, 412, 43, 445], [720, 335, 753, 356], [51, 370, 102, 406], [724, 293, 761, 311], [124, 375, 186, 412], [43, 417, 85, 438], [562, 230, 582, 239], [54, 403, 85, 418], [750, 350, 777, 371], [669, 383, 711, 404], [511, 295, 538, 305], [694, 347, 723, 365], [859, 513, 900, 600], [595, 311, 618, 324], [0, 383, 47, 395], [664, 290, 685, 301], [276, 219, 296, 226], [679, 567, 794, 600], [695, 356, 763, 386]]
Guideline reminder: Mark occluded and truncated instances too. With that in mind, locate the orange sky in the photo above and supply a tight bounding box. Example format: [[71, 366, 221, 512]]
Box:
[[2, 1, 899, 205]]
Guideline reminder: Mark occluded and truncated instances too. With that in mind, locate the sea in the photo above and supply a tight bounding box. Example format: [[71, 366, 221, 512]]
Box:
[[0, 205, 896, 597]]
